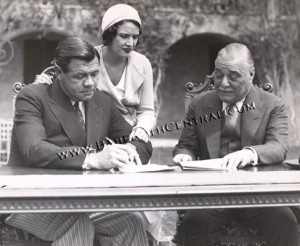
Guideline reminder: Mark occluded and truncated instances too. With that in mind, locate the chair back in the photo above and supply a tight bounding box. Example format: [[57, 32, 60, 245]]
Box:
[[0, 120, 13, 166], [184, 75, 273, 113], [12, 66, 56, 113], [12, 82, 25, 114], [185, 75, 214, 113], [41, 66, 55, 79]]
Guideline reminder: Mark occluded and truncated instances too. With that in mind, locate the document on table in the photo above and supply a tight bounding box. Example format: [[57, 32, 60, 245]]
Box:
[[118, 164, 177, 173], [180, 158, 229, 170]]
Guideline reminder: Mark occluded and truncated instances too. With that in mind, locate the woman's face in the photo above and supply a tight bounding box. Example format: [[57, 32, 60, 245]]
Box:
[[109, 21, 140, 58]]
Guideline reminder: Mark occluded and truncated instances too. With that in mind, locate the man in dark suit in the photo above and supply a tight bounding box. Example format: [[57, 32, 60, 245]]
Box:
[[6, 37, 152, 246], [173, 43, 298, 246]]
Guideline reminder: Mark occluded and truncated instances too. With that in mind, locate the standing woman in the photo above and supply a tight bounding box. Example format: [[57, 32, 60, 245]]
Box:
[[98, 6, 163, 241], [98, 4, 156, 142], [36, 4, 156, 142]]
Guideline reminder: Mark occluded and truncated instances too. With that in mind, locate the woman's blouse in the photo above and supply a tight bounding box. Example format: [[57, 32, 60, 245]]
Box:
[[95, 45, 156, 134]]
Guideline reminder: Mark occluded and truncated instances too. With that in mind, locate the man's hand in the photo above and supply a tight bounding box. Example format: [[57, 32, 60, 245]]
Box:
[[173, 154, 192, 164], [86, 144, 141, 170], [125, 143, 142, 165], [129, 127, 149, 142], [221, 149, 255, 169]]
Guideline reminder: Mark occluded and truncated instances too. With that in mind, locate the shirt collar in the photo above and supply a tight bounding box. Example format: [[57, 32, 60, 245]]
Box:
[[222, 97, 246, 111], [70, 100, 83, 107]]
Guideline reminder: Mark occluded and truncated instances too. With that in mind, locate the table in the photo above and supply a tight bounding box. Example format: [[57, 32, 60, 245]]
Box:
[[0, 162, 300, 213]]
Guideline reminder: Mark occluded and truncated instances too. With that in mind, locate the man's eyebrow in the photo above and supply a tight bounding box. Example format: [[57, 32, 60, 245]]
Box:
[[71, 67, 98, 72], [229, 70, 240, 74], [71, 71, 84, 74]]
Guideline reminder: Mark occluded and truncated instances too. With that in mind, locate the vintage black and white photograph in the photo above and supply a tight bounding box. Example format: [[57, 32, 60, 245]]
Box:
[[0, 0, 300, 245]]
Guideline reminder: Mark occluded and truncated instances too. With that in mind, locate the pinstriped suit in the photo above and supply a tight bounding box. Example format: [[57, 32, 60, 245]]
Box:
[[6, 81, 152, 246], [6, 212, 148, 246]]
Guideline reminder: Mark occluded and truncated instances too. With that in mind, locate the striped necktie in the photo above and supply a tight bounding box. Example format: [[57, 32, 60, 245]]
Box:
[[74, 102, 85, 131]]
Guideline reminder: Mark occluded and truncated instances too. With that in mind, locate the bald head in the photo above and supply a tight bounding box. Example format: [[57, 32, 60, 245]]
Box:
[[215, 43, 254, 70]]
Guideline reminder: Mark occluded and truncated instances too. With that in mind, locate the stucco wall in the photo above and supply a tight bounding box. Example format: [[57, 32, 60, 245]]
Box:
[[0, 38, 23, 119], [1, 0, 299, 146]]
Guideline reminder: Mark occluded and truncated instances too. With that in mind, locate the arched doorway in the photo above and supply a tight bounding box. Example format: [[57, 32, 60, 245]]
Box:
[[0, 30, 68, 119], [156, 33, 236, 139], [21, 31, 67, 84]]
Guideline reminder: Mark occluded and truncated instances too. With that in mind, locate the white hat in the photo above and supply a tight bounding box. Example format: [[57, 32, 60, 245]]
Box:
[[101, 4, 142, 34]]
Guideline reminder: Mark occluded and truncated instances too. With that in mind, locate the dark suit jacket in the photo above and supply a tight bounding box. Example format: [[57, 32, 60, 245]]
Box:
[[173, 85, 288, 164], [8, 80, 152, 169]]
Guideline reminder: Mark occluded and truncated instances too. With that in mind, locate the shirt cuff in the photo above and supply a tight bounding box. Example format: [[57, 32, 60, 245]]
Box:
[[126, 142, 137, 150], [82, 148, 96, 170], [132, 126, 150, 137], [243, 147, 259, 166]]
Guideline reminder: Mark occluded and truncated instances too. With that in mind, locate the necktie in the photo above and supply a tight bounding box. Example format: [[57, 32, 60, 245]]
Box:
[[219, 103, 238, 157], [224, 104, 238, 133], [74, 102, 85, 131]]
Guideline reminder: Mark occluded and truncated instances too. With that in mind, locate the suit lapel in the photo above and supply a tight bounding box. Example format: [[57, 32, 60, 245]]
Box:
[[204, 95, 222, 159], [123, 55, 144, 103], [97, 49, 128, 113], [202, 86, 265, 157], [241, 86, 265, 147], [85, 98, 103, 147], [48, 80, 87, 147]]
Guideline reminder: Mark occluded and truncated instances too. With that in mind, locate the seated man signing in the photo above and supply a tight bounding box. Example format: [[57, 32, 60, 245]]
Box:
[[173, 43, 298, 246], [6, 37, 152, 246]]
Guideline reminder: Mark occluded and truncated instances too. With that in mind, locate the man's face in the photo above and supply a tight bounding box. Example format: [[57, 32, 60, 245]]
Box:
[[213, 54, 254, 104], [59, 57, 99, 101]]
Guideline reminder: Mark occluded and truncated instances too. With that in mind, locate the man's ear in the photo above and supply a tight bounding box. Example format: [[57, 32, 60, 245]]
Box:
[[249, 67, 255, 82]]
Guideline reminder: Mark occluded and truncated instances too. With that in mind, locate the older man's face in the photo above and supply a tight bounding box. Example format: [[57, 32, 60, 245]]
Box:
[[59, 57, 99, 101], [213, 53, 254, 104]]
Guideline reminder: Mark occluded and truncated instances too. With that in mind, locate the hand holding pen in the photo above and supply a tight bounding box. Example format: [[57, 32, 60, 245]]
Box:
[[84, 138, 142, 170], [105, 137, 141, 166]]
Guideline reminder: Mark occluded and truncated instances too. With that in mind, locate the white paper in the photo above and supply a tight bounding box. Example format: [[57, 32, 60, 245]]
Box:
[[180, 158, 230, 170], [119, 164, 177, 173]]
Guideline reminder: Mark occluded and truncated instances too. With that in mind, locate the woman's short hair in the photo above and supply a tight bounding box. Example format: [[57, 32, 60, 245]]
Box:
[[102, 20, 142, 46], [54, 37, 100, 73]]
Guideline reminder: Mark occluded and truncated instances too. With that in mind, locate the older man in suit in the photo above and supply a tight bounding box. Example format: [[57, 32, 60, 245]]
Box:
[[6, 37, 152, 246], [173, 43, 298, 246]]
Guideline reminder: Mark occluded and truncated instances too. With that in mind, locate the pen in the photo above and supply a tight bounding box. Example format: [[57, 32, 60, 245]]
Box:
[[105, 137, 115, 145], [105, 138, 118, 173], [105, 137, 138, 165]]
